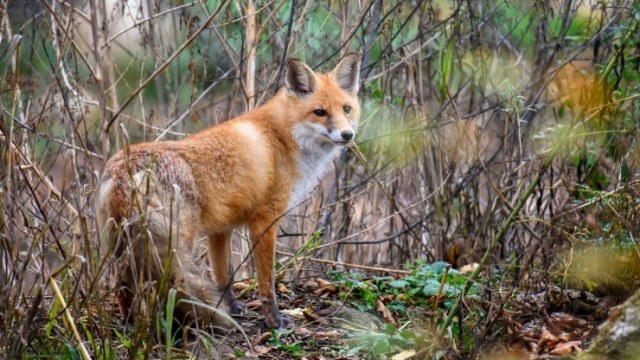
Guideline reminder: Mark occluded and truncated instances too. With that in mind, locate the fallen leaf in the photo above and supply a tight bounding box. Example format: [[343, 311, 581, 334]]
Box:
[[313, 330, 341, 338], [558, 332, 571, 341], [282, 308, 305, 318], [378, 294, 394, 303], [314, 279, 339, 296], [391, 350, 417, 360], [291, 295, 306, 307], [549, 312, 587, 330], [254, 332, 271, 345], [277, 282, 289, 294], [303, 280, 319, 291], [550, 340, 582, 356], [246, 299, 261, 309], [537, 328, 559, 354], [295, 327, 312, 337], [459, 263, 479, 275], [539, 328, 558, 342], [314, 286, 338, 296], [233, 282, 251, 292], [253, 345, 271, 355], [303, 308, 318, 322], [377, 299, 398, 325]]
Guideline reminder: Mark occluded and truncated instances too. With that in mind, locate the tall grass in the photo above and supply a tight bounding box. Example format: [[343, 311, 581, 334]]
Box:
[[1, 0, 640, 357]]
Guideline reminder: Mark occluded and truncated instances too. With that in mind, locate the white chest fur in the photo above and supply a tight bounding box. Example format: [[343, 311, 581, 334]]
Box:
[[289, 124, 340, 209]]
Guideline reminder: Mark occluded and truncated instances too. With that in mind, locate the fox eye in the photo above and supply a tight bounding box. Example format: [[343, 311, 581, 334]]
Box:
[[343, 105, 352, 114], [313, 109, 327, 117]]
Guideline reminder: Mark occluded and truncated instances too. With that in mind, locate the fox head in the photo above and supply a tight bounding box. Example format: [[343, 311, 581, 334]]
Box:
[[284, 53, 361, 149]]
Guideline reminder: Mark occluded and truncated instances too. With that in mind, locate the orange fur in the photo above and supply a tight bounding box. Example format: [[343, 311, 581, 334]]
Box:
[[95, 54, 361, 329]]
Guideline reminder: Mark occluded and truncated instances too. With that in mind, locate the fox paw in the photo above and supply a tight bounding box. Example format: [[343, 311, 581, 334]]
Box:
[[264, 312, 290, 329]]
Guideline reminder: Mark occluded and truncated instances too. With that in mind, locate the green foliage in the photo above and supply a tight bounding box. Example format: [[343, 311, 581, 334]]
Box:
[[491, 1, 594, 56], [330, 261, 480, 313], [328, 261, 483, 357], [267, 329, 305, 357], [4, 1, 640, 359], [344, 323, 427, 360], [438, 40, 455, 101], [164, 288, 178, 359]]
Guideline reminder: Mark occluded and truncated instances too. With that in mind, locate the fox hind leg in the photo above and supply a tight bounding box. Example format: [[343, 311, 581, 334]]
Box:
[[207, 232, 245, 314]]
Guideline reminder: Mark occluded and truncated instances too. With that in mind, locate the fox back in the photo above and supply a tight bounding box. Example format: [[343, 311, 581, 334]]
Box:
[[95, 53, 361, 329]]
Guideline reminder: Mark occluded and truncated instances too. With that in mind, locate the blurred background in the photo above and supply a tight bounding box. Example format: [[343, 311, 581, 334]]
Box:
[[2, 0, 640, 358]]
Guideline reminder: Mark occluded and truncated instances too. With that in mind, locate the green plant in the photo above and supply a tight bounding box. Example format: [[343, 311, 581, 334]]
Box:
[[267, 329, 305, 357], [344, 323, 429, 360], [329, 261, 481, 313]]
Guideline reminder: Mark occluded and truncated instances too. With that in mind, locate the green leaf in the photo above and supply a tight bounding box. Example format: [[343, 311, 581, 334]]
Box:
[[113, 329, 131, 350], [430, 261, 449, 275], [408, 287, 421, 296], [389, 279, 409, 288], [387, 300, 406, 313], [422, 279, 442, 297], [62, 343, 80, 360]]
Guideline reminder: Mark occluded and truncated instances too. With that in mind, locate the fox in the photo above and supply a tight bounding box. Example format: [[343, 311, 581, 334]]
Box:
[[95, 53, 361, 329]]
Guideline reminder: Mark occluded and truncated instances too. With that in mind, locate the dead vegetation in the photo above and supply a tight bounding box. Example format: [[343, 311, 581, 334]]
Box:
[[2, 0, 640, 358]]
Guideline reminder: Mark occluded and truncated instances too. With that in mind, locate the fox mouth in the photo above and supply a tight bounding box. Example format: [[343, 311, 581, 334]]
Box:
[[322, 133, 351, 146], [324, 135, 350, 146]]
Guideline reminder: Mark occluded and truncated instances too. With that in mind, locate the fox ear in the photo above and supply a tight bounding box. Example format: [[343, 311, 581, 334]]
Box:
[[285, 59, 316, 97], [333, 53, 361, 94]]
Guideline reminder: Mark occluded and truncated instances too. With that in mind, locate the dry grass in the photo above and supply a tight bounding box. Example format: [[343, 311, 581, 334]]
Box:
[[1, 0, 640, 358]]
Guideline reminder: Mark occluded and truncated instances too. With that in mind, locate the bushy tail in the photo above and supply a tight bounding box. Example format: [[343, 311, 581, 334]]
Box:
[[95, 173, 232, 329]]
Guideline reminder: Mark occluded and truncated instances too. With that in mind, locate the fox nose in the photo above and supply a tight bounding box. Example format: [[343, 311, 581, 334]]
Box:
[[341, 130, 354, 141]]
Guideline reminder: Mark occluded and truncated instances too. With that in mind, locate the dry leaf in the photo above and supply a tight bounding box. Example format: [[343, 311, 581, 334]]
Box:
[[295, 327, 313, 337], [233, 282, 250, 292], [252, 345, 271, 355], [314, 279, 339, 296], [539, 328, 559, 342], [377, 299, 398, 325], [314, 285, 338, 296], [245, 299, 261, 309], [282, 308, 305, 318], [459, 263, 479, 275], [303, 280, 319, 291], [314, 330, 341, 338], [391, 350, 417, 360], [549, 340, 582, 356], [303, 308, 318, 322], [537, 328, 559, 354], [291, 294, 306, 307], [254, 332, 271, 345], [277, 282, 289, 294], [549, 312, 588, 329]]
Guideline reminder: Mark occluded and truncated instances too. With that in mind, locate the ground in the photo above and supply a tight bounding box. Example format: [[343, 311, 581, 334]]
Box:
[[166, 269, 617, 360]]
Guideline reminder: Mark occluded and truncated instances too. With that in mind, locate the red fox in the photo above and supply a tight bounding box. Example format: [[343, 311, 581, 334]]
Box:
[[95, 53, 361, 329]]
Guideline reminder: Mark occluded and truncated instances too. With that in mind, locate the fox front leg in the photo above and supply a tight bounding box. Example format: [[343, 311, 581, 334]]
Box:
[[248, 209, 289, 329]]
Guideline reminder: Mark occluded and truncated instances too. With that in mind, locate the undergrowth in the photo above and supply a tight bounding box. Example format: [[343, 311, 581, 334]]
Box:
[[2, 0, 640, 359]]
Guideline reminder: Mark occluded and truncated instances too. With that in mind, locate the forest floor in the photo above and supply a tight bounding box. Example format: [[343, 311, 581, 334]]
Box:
[[171, 270, 616, 360]]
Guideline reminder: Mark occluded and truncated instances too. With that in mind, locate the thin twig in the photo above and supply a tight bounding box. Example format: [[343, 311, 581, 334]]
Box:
[[107, 0, 231, 131], [276, 250, 411, 275]]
